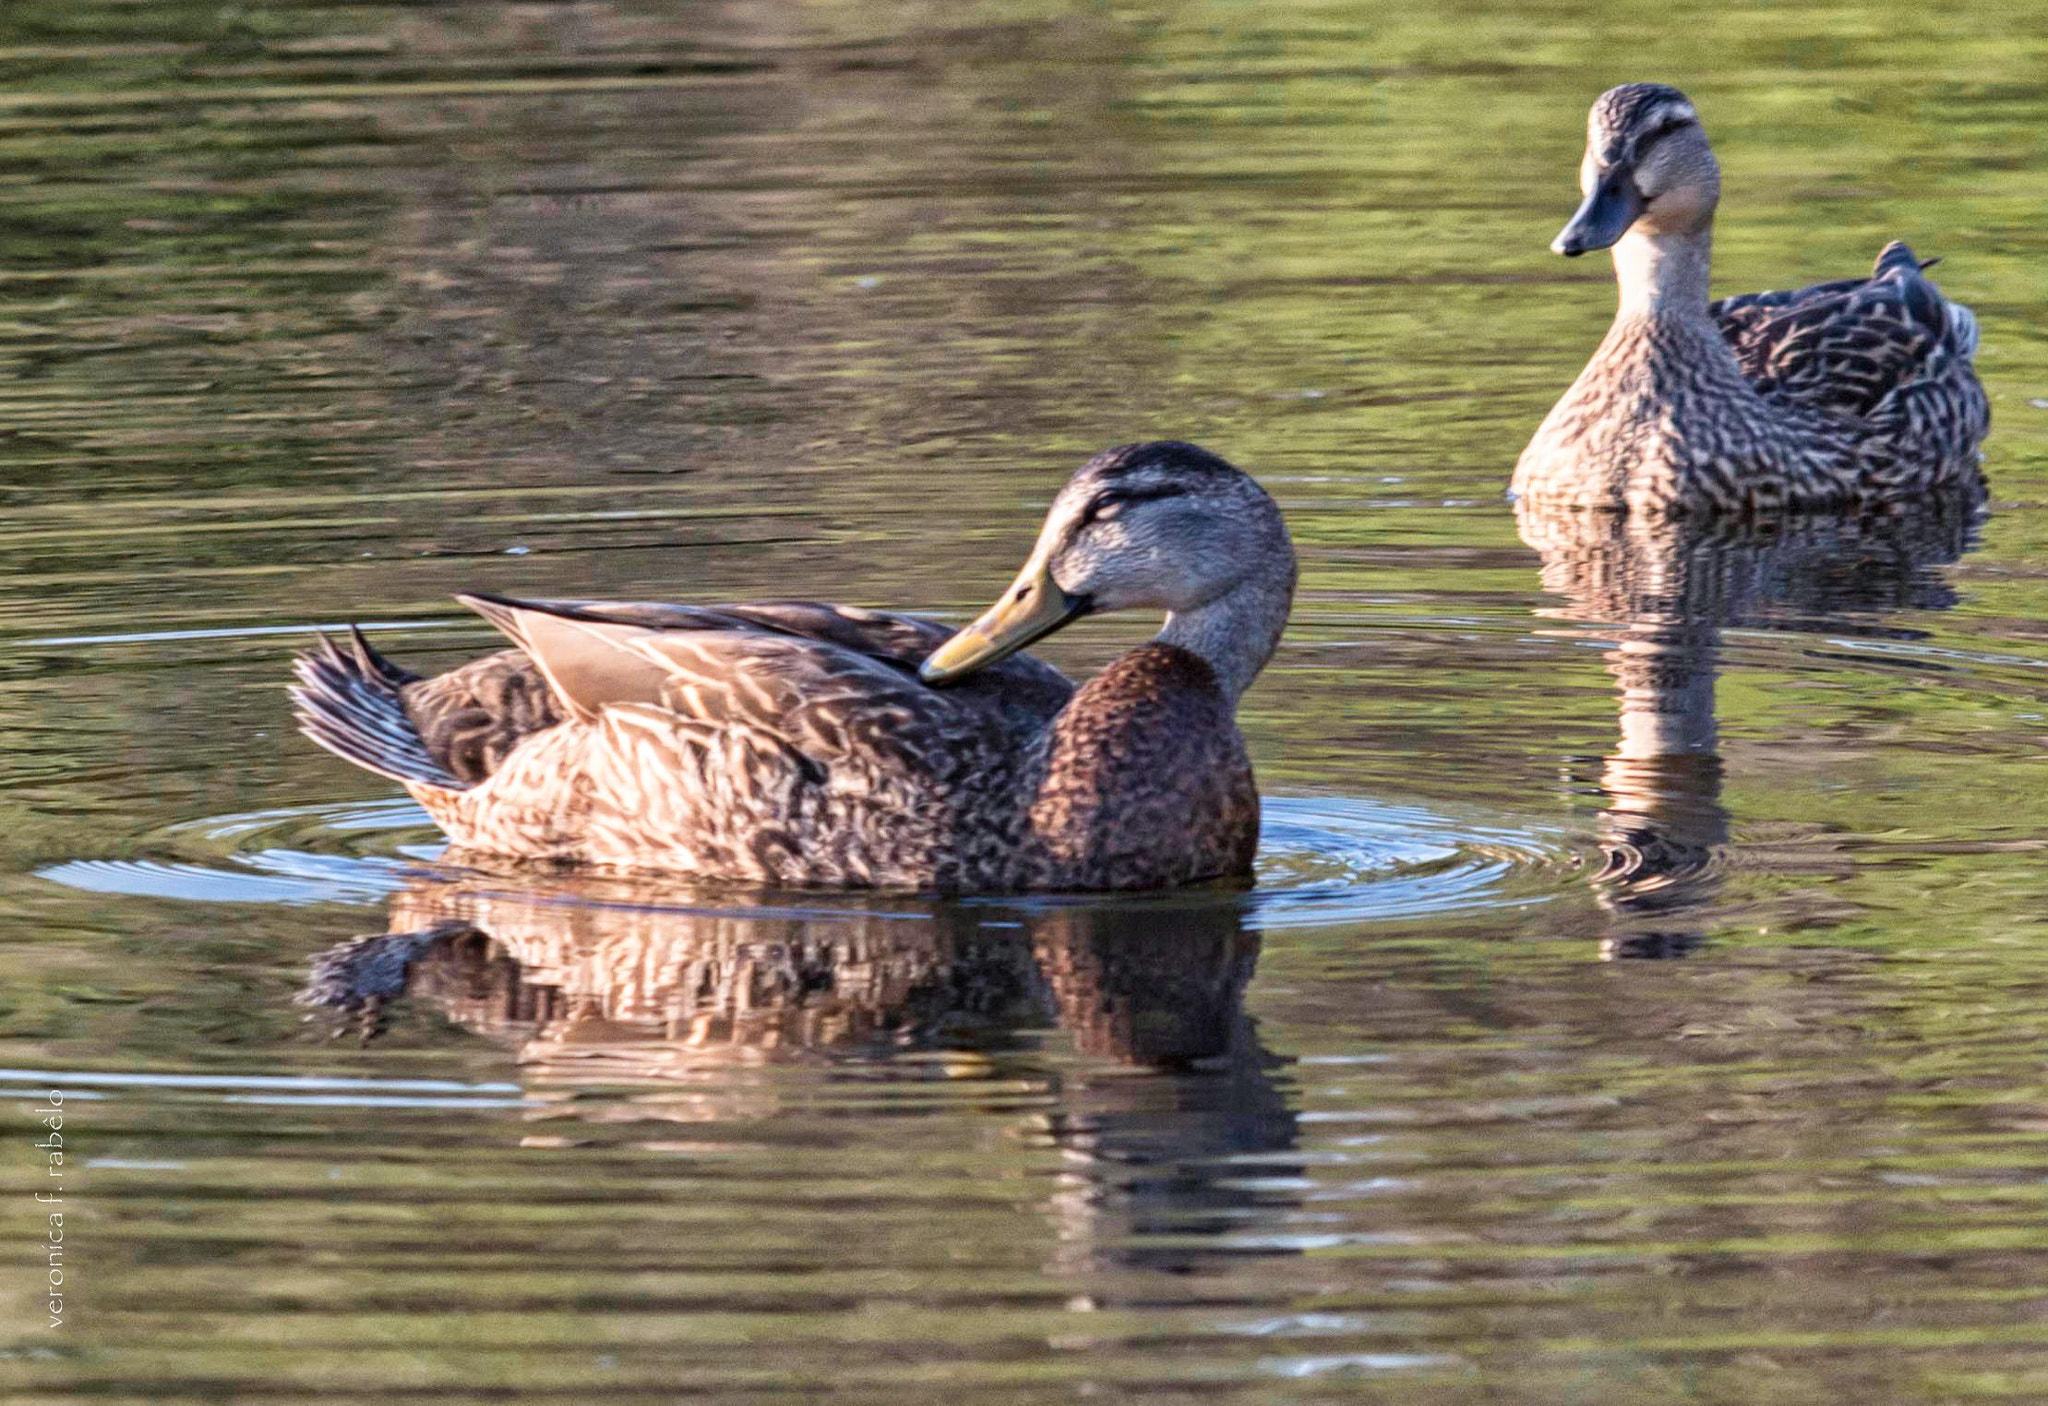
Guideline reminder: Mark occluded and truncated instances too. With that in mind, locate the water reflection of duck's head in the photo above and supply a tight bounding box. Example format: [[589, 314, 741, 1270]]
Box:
[[1514, 494, 1984, 955], [300, 869, 1264, 1077]]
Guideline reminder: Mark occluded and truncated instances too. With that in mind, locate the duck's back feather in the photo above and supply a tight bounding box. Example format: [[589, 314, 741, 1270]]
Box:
[[468, 596, 1045, 781], [298, 597, 1075, 793], [388, 646, 565, 785], [1710, 240, 1977, 420]]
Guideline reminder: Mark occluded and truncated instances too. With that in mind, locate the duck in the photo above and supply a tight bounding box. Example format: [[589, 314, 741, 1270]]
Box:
[[1512, 82, 1989, 515], [291, 440, 1296, 892]]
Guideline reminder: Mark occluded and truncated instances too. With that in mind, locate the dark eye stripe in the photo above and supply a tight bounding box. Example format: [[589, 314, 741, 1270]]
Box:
[[1632, 116, 1693, 160], [1080, 483, 1188, 525]]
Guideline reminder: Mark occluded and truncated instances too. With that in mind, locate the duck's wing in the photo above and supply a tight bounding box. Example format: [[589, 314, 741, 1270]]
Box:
[[458, 594, 1041, 784], [513, 597, 1075, 734], [558, 598, 1074, 719], [1710, 241, 1979, 420], [296, 598, 1073, 791]]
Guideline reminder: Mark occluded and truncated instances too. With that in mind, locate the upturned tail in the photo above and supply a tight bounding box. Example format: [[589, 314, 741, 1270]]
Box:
[[1872, 239, 1927, 280], [290, 629, 467, 791], [1874, 239, 1979, 358]]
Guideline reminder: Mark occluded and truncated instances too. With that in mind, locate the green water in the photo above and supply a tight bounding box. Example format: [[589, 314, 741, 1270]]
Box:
[[4, 0, 2048, 1400]]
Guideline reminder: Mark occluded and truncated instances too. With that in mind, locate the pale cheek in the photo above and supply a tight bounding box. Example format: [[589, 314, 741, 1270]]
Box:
[[1644, 184, 1714, 231]]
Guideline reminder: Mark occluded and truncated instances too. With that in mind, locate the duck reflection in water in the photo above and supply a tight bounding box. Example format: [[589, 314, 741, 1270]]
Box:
[[300, 870, 1298, 1278], [1516, 489, 1982, 957]]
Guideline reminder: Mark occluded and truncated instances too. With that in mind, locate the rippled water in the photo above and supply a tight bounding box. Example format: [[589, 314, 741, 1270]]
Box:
[[39, 792, 1584, 925], [5, 0, 2048, 1400]]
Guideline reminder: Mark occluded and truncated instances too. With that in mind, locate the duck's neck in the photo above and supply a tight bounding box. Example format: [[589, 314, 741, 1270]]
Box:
[[1156, 570, 1294, 707], [1612, 228, 1714, 321]]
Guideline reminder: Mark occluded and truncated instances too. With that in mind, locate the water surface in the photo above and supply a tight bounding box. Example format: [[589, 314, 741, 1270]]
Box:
[[4, 0, 2048, 1400]]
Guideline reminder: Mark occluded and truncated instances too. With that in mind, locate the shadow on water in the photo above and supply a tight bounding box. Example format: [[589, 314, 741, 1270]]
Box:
[[297, 867, 1300, 1279], [1517, 486, 1985, 958]]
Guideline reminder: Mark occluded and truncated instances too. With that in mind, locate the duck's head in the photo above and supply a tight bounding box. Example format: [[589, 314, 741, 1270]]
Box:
[[920, 441, 1295, 695], [1552, 83, 1720, 256]]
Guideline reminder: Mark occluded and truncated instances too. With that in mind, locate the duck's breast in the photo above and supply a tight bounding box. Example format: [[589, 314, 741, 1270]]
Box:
[[1021, 643, 1259, 890]]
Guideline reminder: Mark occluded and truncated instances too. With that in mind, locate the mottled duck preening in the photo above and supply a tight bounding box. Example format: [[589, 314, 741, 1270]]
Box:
[[292, 441, 1295, 891], [1514, 83, 1988, 514]]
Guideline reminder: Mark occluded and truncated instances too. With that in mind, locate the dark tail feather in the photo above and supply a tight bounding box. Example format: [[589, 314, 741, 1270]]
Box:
[[290, 630, 467, 791], [1872, 239, 1942, 277], [1870, 239, 1961, 344], [1873, 240, 1922, 278]]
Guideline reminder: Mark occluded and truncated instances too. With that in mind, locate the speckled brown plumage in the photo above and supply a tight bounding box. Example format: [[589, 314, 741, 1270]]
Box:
[[1024, 645, 1259, 890], [397, 647, 565, 784], [295, 615, 1263, 892], [364, 599, 1071, 789], [291, 441, 1293, 894], [1713, 243, 1977, 416], [1516, 84, 1989, 515]]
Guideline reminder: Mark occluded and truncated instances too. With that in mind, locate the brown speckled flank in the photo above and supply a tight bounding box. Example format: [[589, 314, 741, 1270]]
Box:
[[1516, 84, 1988, 514], [291, 443, 1294, 893]]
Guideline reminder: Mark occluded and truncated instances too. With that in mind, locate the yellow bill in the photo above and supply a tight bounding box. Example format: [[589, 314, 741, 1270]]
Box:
[[920, 558, 1090, 686]]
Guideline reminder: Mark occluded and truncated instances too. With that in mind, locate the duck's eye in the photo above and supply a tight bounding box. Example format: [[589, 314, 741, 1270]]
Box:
[[1633, 117, 1692, 159], [1087, 494, 1131, 524], [1081, 484, 1186, 526]]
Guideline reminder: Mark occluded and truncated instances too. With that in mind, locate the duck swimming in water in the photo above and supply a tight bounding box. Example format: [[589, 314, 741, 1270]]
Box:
[[291, 441, 1295, 892], [1513, 83, 1989, 515]]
